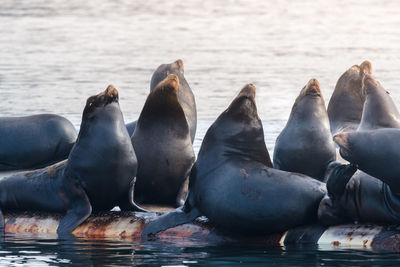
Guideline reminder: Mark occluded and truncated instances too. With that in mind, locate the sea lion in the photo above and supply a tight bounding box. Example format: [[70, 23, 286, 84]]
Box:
[[327, 60, 372, 134], [357, 74, 400, 130], [319, 166, 400, 225], [335, 129, 400, 192], [318, 71, 400, 225], [0, 86, 142, 235], [142, 84, 326, 237], [126, 59, 197, 143], [131, 74, 195, 207], [0, 114, 77, 171], [273, 79, 336, 181], [319, 129, 400, 225]]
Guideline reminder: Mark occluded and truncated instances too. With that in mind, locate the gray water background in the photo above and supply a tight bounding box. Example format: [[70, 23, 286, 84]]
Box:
[[1, 0, 400, 265]]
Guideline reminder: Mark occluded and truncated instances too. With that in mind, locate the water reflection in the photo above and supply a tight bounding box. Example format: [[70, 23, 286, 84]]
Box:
[[2, 234, 400, 266]]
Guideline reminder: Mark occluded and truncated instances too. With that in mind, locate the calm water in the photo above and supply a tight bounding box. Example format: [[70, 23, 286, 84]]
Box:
[[1, 0, 400, 265]]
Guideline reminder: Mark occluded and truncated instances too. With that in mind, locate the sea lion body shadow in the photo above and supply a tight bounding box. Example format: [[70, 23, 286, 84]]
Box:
[[0, 86, 142, 236], [274, 79, 336, 181], [143, 84, 326, 237], [0, 114, 77, 171]]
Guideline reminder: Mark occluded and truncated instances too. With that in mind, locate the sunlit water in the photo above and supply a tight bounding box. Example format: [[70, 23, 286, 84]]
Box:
[[1, 0, 400, 265]]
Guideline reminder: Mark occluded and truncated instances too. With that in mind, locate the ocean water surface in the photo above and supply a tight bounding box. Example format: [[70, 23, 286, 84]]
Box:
[[1, 0, 400, 265]]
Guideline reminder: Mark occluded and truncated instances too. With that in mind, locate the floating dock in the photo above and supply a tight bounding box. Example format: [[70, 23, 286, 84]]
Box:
[[3, 211, 400, 250]]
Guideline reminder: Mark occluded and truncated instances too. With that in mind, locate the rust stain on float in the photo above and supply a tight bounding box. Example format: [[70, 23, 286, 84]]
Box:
[[4, 212, 60, 234], [72, 212, 148, 238], [5, 211, 400, 250], [318, 224, 382, 248]]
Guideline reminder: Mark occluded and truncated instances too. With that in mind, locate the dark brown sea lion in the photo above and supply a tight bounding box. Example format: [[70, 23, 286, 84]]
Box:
[[0, 86, 142, 236], [126, 59, 197, 143], [131, 74, 195, 207], [142, 84, 326, 237], [274, 79, 336, 181], [327, 60, 372, 134], [0, 114, 77, 171]]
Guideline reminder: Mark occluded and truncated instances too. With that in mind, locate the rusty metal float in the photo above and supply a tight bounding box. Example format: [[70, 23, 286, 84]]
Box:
[[3, 211, 400, 250]]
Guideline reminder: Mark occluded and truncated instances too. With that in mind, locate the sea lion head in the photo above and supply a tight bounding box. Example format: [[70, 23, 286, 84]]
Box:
[[82, 85, 119, 120], [154, 73, 179, 94], [333, 132, 355, 162], [224, 83, 258, 123], [361, 74, 384, 95], [290, 78, 327, 122], [198, 83, 272, 167], [150, 59, 185, 90], [337, 60, 372, 95], [360, 60, 372, 75], [136, 74, 189, 137], [295, 78, 322, 104]]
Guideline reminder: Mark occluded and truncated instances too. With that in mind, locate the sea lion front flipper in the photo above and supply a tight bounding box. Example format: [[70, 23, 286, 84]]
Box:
[[175, 173, 191, 207], [141, 205, 201, 238], [57, 185, 92, 236], [318, 195, 347, 226], [119, 179, 150, 212], [326, 163, 357, 196]]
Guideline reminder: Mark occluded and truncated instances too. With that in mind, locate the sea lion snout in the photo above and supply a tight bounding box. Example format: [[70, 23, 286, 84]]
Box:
[[362, 74, 379, 95], [333, 132, 352, 159], [360, 60, 372, 75], [305, 78, 321, 95], [333, 132, 350, 149], [105, 85, 119, 100], [156, 74, 180, 93], [175, 59, 184, 72], [239, 83, 256, 99]]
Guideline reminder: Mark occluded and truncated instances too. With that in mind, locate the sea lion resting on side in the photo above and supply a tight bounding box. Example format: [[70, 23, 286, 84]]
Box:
[[142, 84, 326, 237], [319, 129, 400, 225], [126, 59, 197, 143], [0, 114, 77, 171], [0, 86, 142, 236], [274, 79, 336, 181]]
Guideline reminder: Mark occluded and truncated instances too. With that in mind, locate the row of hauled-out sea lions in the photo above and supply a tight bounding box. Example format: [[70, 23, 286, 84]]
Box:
[[1, 59, 400, 239]]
